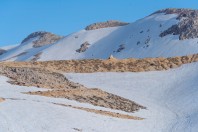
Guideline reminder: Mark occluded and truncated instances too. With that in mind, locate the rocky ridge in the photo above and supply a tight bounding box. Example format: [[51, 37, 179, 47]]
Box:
[[85, 20, 129, 30], [21, 31, 62, 47], [156, 8, 198, 40]]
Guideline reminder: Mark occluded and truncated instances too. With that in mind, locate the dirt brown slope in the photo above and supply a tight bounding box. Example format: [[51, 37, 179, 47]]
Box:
[[28, 88, 145, 113], [0, 66, 145, 113], [1, 53, 198, 73]]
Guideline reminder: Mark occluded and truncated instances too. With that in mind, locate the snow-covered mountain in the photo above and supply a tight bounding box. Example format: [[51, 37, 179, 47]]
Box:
[[2, 8, 198, 61]]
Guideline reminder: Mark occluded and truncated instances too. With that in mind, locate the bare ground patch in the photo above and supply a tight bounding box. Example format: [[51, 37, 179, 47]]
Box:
[[27, 88, 145, 113], [1, 53, 198, 73], [0, 98, 5, 103], [54, 103, 143, 120], [5, 97, 142, 120], [0, 66, 145, 113]]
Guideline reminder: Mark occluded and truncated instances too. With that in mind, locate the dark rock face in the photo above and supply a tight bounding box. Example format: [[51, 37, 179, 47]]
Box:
[[76, 41, 90, 53], [155, 8, 198, 40], [117, 44, 125, 52], [0, 49, 6, 55], [85, 20, 129, 30], [153, 8, 198, 20], [21, 31, 63, 47]]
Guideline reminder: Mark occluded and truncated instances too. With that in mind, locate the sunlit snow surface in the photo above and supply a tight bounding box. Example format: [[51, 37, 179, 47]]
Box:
[[66, 62, 198, 132], [0, 62, 198, 131], [2, 13, 198, 61]]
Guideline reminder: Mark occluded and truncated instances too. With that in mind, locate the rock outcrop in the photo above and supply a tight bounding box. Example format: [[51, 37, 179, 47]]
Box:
[[76, 41, 90, 53], [85, 20, 129, 30], [21, 31, 62, 47], [0, 49, 6, 55], [156, 8, 198, 40]]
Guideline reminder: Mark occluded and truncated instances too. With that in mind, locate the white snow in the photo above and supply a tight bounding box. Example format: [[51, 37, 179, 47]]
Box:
[[66, 62, 198, 132], [1, 61, 198, 131], [0, 44, 18, 50], [2, 13, 198, 61], [0, 76, 144, 132]]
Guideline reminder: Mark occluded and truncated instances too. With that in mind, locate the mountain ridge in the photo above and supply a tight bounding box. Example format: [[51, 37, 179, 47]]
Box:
[[1, 8, 198, 61]]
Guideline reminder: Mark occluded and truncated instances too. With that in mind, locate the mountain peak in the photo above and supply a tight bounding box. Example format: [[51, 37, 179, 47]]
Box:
[[155, 8, 198, 40], [154, 8, 198, 19], [21, 31, 63, 47]]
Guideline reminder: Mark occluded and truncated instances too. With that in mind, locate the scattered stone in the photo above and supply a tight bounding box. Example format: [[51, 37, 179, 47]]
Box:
[[117, 44, 125, 52], [76, 41, 90, 53], [145, 37, 151, 44]]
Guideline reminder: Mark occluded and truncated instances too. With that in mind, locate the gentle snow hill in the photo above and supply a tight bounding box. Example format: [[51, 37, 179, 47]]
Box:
[[2, 8, 198, 61]]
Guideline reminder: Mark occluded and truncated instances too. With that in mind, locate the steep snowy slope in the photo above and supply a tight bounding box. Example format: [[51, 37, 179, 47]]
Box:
[[2, 8, 198, 61]]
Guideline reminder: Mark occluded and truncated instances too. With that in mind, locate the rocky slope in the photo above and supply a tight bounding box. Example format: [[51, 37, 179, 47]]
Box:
[[0, 65, 145, 113], [157, 8, 198, 40]]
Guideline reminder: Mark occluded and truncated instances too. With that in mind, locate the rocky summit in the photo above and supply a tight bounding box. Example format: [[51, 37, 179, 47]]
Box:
[[85, 20, 129, 30], [21, 31, 62, 47]]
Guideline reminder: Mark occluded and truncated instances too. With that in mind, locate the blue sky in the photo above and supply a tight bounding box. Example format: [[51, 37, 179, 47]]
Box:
[[0, 0, 198, 46]]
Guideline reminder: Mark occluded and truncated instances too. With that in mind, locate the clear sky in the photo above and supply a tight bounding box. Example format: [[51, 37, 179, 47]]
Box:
[[1, 0, 198, 46]]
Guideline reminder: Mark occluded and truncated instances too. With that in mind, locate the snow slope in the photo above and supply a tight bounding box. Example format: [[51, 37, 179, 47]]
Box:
[[66, 62, 198, 132], [0, 44, 18, 50], [0, 76, 144, 132], [1, 60, 198, 131], [2, 12, 198, 61]]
